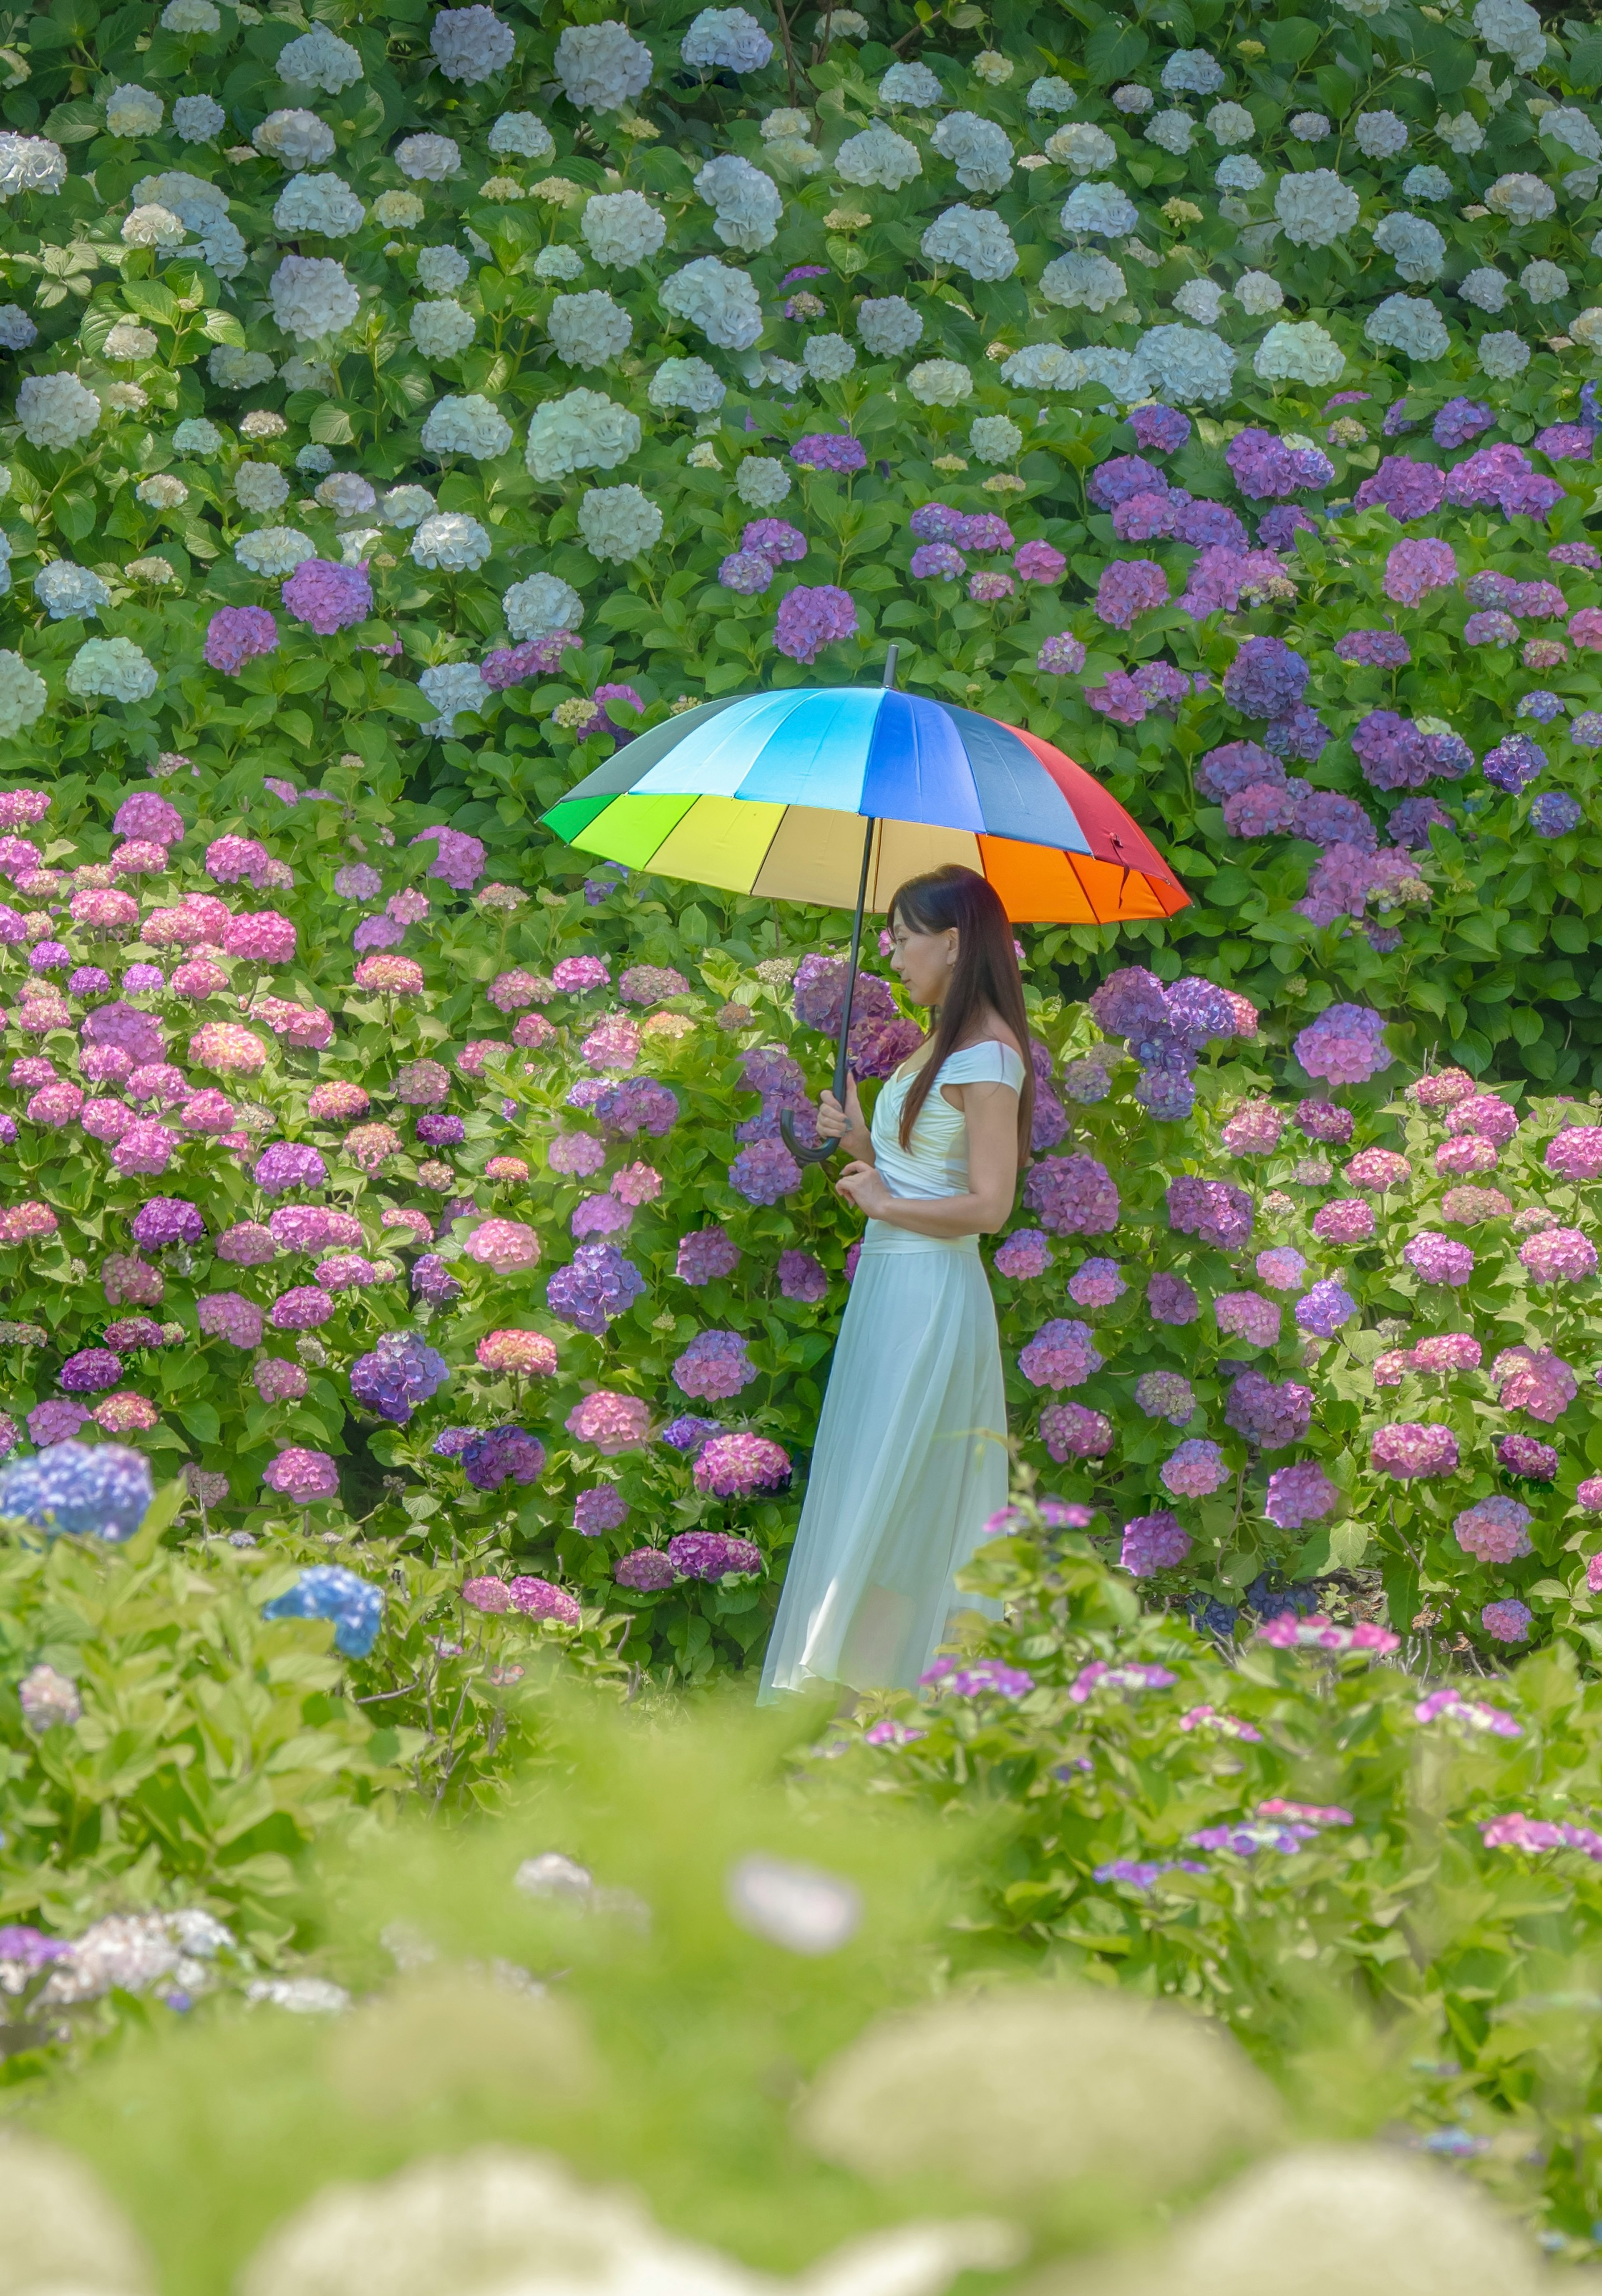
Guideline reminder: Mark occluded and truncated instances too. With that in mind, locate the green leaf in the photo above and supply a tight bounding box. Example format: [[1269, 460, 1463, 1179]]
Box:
[[310, 402, 358, 447], [1565, 30, 1602, 84], [1083, 18, 1148, 82], [121, 1473, 189, 1563]]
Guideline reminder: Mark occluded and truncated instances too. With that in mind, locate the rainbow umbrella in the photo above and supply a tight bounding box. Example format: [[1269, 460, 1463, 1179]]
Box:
[[542, 651, 1188, 1163]]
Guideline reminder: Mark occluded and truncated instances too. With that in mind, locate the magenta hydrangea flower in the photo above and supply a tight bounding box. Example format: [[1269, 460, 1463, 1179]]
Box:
[[672, 1329, 755, 1401], [1546, 1127, 1602, 1182], [1481, 1599, 1533, 1644], [1023, 1153, 1119, 1235], [1498, 1433, 1559, 1480], [574, 1485, 628, 1537], [1454, 1495, 1534, 1563], [693, 1432, 791, 1498], [1413, 1332, 1482, 1374], [1520, 1227, 1597, 1284], [1018, 1318, 1102, 1390], [1067, 1256, 1124, 1309], [1166, 1175, 1252, 1251], [1161, 1438, 1228, 1499], [1371, 1421, 1459, 1478], [197, 1292, 264, 1348], [1294, 1003, 1391, 1085], [774, 584, 859, 664], [1120, 1509, 1190, 1577], [1403, 1230, 1474, 1286], [777, 1248, 827, 1302], [1147, 1271, 1199, 1325], [281, 557, 371, 634], [1493, 1345, 1576, 1422], [667, 1530, 763, 1579], [1094, 558, 1167, 629], [1445, 1093, 1519, 1146], [615, 1548, 676, 1592], [1040, 1400, 1113, 1459], [1222, 1100, 1284, 1156], [1263, 1461, 1339, 1528], [262, 1446, 340, 1502]]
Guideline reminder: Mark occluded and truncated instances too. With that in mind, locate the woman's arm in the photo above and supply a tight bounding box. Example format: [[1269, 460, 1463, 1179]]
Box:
[[816, 1075, 873, 1163], [834, 1081, 1018, 1237]]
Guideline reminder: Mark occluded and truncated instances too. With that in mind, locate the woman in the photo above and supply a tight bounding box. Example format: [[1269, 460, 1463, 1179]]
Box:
[[758, 863, 1034, 1703]]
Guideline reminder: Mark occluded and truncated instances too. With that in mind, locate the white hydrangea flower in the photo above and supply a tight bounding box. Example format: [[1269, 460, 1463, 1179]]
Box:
[[735, 457, 790, 507], [525, 388, 640, 481], [273, 172, 365, 236], [1354, 109, 1409, 158], [1479, 328, 1530, 376], [970, 414, 1023, 462], [761, 108, 811, 140], [16, 371, 100, 449], [1113, 84, 1154, 113], [417, 244, 470, 293], [1062, 181, 1138, 236], [278, 23, 363, 94], [1146, 110, 1195, 155], [930, 110, 1013, 192], [1289, 112, 1331, 141], [270, 254, 359, 340], [162, 0, 220, 29], [1253, 319, 1344, 384], [208, 345, 275, 388], [504, 571, 583, 640], [1539, 105, 1602, 162], [1569, 306, 1602, 348], [1236, 270, 1285, 314], [1405, 164, 1454, 198], [647, 357, 725, 414], [1161, 50, 1225, 94], [1138, 322, 1235, 404], [1173, 278, 1224, 325], [234, 460, 290, 514], [534, 246, 584, 282], [1216, 154, 1264, 191], [856, 296, 922, 355], [547, 289, 634, 368], [194, 212, 248, 277], [411, 299, 476, 357], [106, 85, 163, 137], [920, 204, 1017, 281], [106, 320, 157, 360], [581, 190, 666, 269], [173, 95, 225, 143], [418, 660, 488, 737], [122, 204, 186, 250], [1365, 293, 1451, 360], [133, 167, 225, 222], [396, 134, 461, 181], [284, 358, 336, 396], [907, 358, 972, 405], [1332, 0, 1392, 15], [1373, 211, 1445, 282], [421, 393, 512, 458], [660, 258, 761, 349], [1045, 122, 1115, 174], [254, 109, 337, 170], [316, 472, 375, 514], [431, 6, 515, 84], [879, 61, 943, 106], [0, 131, 65, 197], [578, 483, 662, 562], [0, 650, 45, 734], [235, 526, 315, 574], [67, 636, 157, 702], [1275, 168, 1359, 246], [174, 416, 223, 452], [756, 353, 806, 391], [104, 382, 148, 412], [1474, 0, 1545, 68], [804, 333, 856, 382], [412, 511, 492, 569], [835, 124, 921, 189], [1041, 250, 1126, 310], [1207, 101, 1255, 144], [694, 154, 783, 252], [1521, 259, 1568, 302], [1460, 267, 1510, 311], [1437, 111, 1486, 154], [0, 304, 33, 349], [34, 561, 108, 618], [1000, 343, 1087, 390], [681, 8, 772, 70], [1028, 77, 1077, 113], [488, 114, 555, 161], [972, 50, 1013, 84], [137, 473, 188, 507], [373, 190, 425, 227], [1486, 171, 1555, 223], [554, 22, 653, 111], [380, 484, 435, 527]]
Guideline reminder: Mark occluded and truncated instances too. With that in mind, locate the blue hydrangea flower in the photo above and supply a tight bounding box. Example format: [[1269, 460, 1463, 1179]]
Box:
[[0, 1441, 153, 1542], [262, 1565, 383, 1657]]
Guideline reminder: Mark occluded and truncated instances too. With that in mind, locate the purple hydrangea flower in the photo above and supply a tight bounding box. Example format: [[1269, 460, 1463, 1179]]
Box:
[[1295, 1277, 1358, 1337], [1222, 636, 1309, 719], [791, 433, 867, 474], [1121, 1509, 1190, 1577], [349, 1331, 450, 1423], [461, 1426, 546, 1491], [546, 1243, 647, 1335], [676, 1226, 741, 1285], [1148, 1271, 1199, 1324], [1263, 1461, 1340, 1528], [1225, 1369, 1313, 1449], [667, 1529, 763, 1578], [254, 1142, 328, 1197]]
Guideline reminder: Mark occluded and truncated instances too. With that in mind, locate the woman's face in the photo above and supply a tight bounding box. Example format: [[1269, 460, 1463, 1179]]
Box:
[[889, 910, 958, 1007]]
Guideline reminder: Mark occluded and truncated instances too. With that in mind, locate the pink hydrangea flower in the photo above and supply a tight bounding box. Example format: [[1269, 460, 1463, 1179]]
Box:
[[671, 1330, 754, 1400], [463, 1219, 541, 1272], [581, 1016, 640, 1072], [565, 1390, 652, 1451], [354, 954, 425, 995], [1018, 1318, 1102, 1390], [1412, 1332, 1481, 1373], [1222, 1100, 1284, 1156], [262, 1447, 340, 1501], [1040, 1400, 1113, 1459], [1067, 1256, 1124, 1308], [1346, 1148, 1411, 1191], [190, 1022, 269, 1075], [1520, 1227, 1597, 1284], [1255, 1247, 1307, 1292], [1371, 1421, 1459, 1478], [1493, 1344, 1576, 1421], [1215, 1291, 1280, 1347], [197, 1292, 264, 1348], [1454, 1495, 1534, 1563], [1120, 1509, 1190, 1576]]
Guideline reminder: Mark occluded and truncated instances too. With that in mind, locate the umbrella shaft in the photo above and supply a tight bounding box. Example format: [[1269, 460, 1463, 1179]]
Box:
[[832, 813, 876, 1106]]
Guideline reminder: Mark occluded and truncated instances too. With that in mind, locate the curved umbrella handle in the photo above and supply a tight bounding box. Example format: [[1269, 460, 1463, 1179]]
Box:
[[780, 1106, 838, 1167]]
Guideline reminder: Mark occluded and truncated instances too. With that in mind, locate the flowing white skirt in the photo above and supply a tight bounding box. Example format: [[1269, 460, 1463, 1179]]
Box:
[[758, 1232, 1008, 1701]]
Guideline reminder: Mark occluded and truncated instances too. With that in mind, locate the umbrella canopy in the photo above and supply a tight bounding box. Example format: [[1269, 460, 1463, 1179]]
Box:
[[541, 686, 1189, 926]]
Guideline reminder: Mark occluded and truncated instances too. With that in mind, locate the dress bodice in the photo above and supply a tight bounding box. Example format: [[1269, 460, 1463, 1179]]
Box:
[[869, 1039, 1027, 1209]]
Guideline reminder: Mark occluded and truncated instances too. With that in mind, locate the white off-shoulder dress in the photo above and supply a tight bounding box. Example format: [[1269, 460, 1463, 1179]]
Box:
[[758, 1038, 1025, 1701]]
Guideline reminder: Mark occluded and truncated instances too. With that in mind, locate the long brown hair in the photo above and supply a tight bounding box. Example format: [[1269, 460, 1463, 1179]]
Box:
[[889, 865, 1035, 1158]]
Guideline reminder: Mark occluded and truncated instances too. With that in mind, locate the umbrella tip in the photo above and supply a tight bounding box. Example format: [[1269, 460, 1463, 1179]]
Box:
[[881, 643, 899, 691]]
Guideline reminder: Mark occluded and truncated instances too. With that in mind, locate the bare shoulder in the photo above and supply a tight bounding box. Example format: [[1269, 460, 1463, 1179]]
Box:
[[952, 1006, 1024, 1058]]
